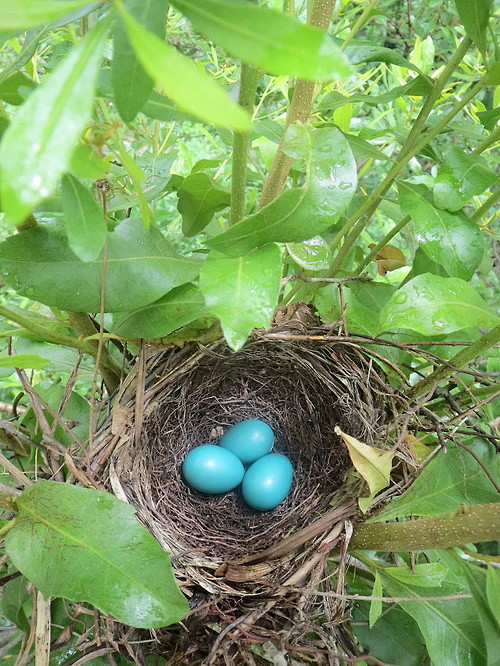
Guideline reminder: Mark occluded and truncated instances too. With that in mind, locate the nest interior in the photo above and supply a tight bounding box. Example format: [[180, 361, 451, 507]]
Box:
[[90, 334, 399, 663]]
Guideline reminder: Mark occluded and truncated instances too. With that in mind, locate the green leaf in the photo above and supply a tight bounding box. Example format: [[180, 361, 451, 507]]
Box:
[[199, 245, 282, 351], [0, 72, 35, 105], [345, 133, 393, 162], [69, 143, 107, 180], [0, 26, 48, 86], [5, 480, 189, 628], [286, 236, 332, 271], [170, 0, 351, 81], [379, 274, 499, 336], [399, 181, 485, 280], [208, 125, 357, 255], [319, 76, 432, 112], [373, 440, 499, 521], [116, 3, 251, 131], [380, 565, 487, 666], [0, 0, 95, 31], [369, 572, 383, 628], [383, 563, 448, 588], [477, 107, 500, 131], [454, 0, 491, 55], [0, 20, 108, 225], [0, 218, 200, 312], [433, 147, 498, 212], [112, 283, 207, 339], [112, 0, 166, 122], [457, 558, 500, 665], [344, 42, 430, 78], [0, 576, 31, 633], [142, 90, 194, 123], [353, 602, 426, 666], [61, 174, 107, 262], [314, 283, 381, 336], [177, 172, 230, 237], [0, 353, 49, 369], [486, 566, 500, 626]]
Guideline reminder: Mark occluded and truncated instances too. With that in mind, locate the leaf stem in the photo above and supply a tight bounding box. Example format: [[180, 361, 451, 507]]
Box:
[[470, 190, 500, 223], [230, 64, 260, 225], [67, 312, 121, 393], [340, 0, 379, 51], [0, 518, 15, 536], [472, 122, 500, 155], [350, 503, 500, 551], [408, 324, 500, 400], [258, 0, 336, 208]]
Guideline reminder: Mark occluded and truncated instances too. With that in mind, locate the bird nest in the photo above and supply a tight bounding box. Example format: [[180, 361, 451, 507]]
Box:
[[89, 331, 404, 664]]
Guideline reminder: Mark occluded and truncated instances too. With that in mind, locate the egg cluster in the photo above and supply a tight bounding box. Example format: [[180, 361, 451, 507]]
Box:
[[182, 420, 293, 511]]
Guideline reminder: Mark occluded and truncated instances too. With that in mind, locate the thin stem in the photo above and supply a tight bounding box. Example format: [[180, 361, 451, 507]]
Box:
[[0, 304, 102, 360], [0, 519, 15, 537], [350, 503, 500, 552], [356, 214, 411, 273], [472, 123, 500, 155], [408, 324, 500, 400], [341, 0, 379, 51], [67, 312, 120, 393], [471, 190, 500, 223], [231, 64, 260, 225], [258, 0, 336, 208], [328, 36, 473, 275]]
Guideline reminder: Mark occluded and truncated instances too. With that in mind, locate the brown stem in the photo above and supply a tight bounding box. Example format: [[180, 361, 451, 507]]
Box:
[[258, 0, 336, 208], [349, 503, 500, 552]]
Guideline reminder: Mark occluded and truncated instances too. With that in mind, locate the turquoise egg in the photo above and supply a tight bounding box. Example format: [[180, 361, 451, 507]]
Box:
[[219, 419, 274, 465], [242, 453, 293, 511], [182, 445, 244, 494]]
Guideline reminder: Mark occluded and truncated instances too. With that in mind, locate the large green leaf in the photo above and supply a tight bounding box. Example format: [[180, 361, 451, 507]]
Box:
[[0, 354, 49, 369], [0, 26, 48, 86], [0, 0, 95, 30], [0, 218, 200, 312], [379, 273, 499, 336], [170, 0, 351, 81], [344, 42, 430, 78], [380, 564, 487, 666], [314, 283, 380, 336], [199, 245, 282, 350], [116, 3, 251, 131], [457, 558, 500, 666], [5, 480, 189, 628], [112, 0, 166, 122], [319, 76, 432, 112], [454, 0, 491, 55], [399, 181, 485, 280], [286, 236, 332, 271], [0, 72, 35, 105], [486, 566, 500, 626], [112, 283, 207, 339], [177, 172, 230, 237], [0, 20, 108, 225], [373, 439, 499, 521], [433, 147, 498, 212], [208, 125, 357, 256], [61, 174, 107, 262]]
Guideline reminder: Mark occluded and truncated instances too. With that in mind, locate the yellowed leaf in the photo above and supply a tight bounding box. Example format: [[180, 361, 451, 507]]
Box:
[[335, 426, 395, 513]]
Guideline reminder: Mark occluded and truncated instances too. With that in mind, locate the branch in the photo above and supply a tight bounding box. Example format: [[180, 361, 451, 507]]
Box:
[[231, 64, 260, 224], [349, 503, 500, 552], [408, 324, 500, 400], [258, 0, 336, 208]]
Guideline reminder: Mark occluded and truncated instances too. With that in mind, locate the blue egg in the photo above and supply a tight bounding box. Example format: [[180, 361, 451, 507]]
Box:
[[182, 445, 244, 494], [219, 419, 274, 465], [242, 453, 293, 511]]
